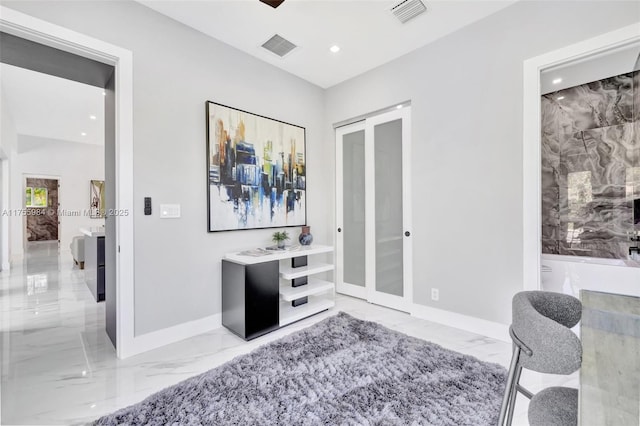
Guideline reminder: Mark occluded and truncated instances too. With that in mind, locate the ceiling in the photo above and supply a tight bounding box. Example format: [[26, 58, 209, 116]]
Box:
[[0, 63, 105, 146], [138, 0, 518, 88]]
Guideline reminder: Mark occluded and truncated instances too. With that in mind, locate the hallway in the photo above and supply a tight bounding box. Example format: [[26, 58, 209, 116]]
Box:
[[0, 242, 113, 423]]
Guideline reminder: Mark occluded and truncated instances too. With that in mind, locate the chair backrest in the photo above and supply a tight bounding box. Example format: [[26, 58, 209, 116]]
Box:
[[512, 291, 582, 374]]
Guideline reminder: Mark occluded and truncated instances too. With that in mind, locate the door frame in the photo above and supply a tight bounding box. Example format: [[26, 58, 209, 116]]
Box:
[[335, 120, 367, 299], [335, 106, 413, 312], [522, 23, 640, 292], [0, 6, 135, 359], [23, 174, 60, 247]]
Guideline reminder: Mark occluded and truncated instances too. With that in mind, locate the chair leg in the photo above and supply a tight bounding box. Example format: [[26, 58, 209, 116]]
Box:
[[498, 345, 521, 426], [505, 364, 523, 426]]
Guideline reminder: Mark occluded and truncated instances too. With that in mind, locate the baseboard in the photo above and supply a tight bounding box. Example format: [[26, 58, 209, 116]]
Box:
[[411, 303, 510, 343], [124, 313, 223, 358]]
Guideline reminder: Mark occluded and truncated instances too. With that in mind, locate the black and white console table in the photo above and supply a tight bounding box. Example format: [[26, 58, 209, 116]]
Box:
[[222, 245, 334, 340]]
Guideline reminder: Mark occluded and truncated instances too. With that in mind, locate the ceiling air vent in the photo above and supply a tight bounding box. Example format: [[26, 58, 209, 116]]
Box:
[[261, 34, 297, 57], [391, 0, 427, 24]]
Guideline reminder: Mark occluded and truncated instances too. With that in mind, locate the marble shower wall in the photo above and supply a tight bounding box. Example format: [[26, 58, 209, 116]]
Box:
[[541, 71, 639, 259]]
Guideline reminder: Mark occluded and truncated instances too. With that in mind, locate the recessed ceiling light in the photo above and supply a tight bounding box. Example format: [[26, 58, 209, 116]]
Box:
[[81, 132, 87, 136], [89, 115, 97, 120], [556, 96, 565, 101], [552, 78, 562, 85], [396, 105, 403, 109], [329, 45, 340, 53]]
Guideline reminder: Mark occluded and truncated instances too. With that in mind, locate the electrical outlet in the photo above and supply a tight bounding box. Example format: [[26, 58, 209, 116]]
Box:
[[431, 288, 439, 301]]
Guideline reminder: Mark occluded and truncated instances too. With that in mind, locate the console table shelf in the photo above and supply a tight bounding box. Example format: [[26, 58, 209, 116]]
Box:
[[279, 278, 334, 301], [280, 296, 335, 327], [280, 263, 334, 280]]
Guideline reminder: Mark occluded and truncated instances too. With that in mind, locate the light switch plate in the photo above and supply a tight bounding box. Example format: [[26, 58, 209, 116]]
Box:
[[160, 204, 181, 219]]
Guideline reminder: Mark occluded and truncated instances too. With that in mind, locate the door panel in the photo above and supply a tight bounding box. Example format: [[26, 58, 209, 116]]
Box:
[[374, 119, 404, 297]]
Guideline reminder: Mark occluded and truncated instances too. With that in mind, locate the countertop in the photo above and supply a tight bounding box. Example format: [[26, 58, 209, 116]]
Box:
[[80, 227, 105, 237]]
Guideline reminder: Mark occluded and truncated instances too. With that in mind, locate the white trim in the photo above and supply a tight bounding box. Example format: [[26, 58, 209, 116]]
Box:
[[129, 314, 222, 355], [112, 30, 136, 359], [522, 23, 640, 293], [411, 303, 510, 343], [0, 6, 136, 359], [365, 114, 376, 303], [401, 108, 413, 309], [1, 158, 10, 271]]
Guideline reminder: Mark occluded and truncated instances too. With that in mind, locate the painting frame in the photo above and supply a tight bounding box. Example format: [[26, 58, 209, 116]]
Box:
[[206, 101, 307, 232], [90, 180, 105, 219]]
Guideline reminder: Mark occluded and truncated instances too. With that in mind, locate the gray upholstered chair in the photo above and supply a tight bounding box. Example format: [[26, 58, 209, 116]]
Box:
[[498, 291, 582, 426]]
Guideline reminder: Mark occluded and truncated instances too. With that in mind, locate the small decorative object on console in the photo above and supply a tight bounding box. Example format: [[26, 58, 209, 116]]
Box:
[[272, 231, 290, 249], [299, 226, 313, 246]]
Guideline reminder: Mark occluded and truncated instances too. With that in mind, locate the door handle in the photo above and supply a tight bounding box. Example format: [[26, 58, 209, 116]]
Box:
[[337, 228, 342, 232]]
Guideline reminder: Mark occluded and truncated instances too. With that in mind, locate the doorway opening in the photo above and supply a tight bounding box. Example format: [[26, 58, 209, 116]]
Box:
[[1, 6, 135, 358], [522, 24, 640, 293], [335, 104, 413, 312]]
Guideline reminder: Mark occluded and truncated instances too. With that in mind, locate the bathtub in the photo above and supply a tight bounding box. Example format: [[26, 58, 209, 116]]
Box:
[[541, 254, 640, 298]]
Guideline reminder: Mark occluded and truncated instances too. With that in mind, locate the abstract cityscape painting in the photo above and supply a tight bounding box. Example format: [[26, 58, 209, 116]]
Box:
[[206, 101, 306, 232]]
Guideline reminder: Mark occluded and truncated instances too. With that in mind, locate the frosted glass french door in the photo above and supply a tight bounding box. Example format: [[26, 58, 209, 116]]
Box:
[[336, 107, 412, 312]]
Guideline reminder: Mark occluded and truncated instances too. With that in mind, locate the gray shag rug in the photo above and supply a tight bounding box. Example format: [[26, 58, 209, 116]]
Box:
[[93, 312, 507, 425]]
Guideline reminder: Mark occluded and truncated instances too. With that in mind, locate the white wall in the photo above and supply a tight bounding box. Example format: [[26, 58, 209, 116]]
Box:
[[0, 92, 17, 157], [0, 159, 6, 270], [0, 92, 18, 270], [3, 0, 328, 335], [9, 135, 104, 258], [325, 1, 640, 325]]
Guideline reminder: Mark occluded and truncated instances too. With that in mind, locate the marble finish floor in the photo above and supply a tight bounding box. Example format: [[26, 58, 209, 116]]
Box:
[[0, 242, 576, 425]]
